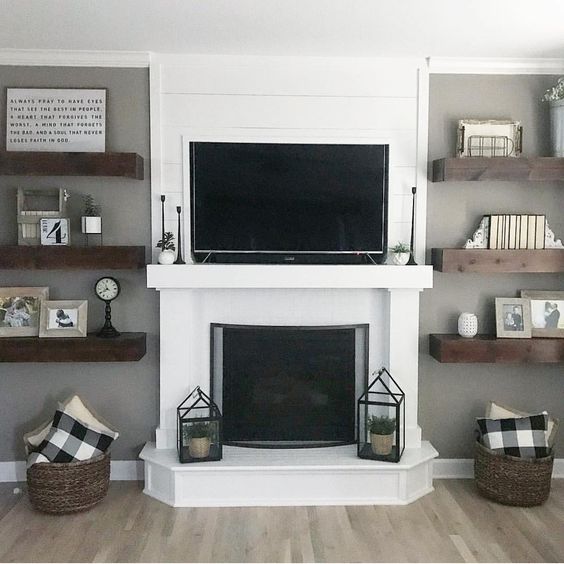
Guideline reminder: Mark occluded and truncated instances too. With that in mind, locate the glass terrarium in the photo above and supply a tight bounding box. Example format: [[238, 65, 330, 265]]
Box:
[[177, 386, 222, 463], [357, 367, 405, 463]]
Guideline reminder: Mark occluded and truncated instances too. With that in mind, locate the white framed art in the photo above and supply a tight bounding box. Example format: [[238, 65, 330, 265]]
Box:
[[39, 300, 88, 338]]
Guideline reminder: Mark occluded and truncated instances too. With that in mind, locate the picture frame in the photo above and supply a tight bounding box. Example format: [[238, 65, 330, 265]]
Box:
[[457, 119, 522, 158], [40, 218, 71, 246], [6, 87, 107, 152], [39, 300, 88, 338], [495, 297, 532, 339], [0, 287, 49, 337], [521, 290, 564, 338]]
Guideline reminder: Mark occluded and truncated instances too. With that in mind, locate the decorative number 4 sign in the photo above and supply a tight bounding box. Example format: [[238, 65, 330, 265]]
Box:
[[40, 218, 71, 246]]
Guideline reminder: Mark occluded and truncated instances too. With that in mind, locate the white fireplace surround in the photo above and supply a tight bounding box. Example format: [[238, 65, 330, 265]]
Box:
[[142, 264, 437, 506]]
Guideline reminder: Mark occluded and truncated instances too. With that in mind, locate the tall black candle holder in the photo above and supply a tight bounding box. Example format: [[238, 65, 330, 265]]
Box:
[[407, 186, 418, 266], [174, 205, 186, 265], [160, 195, 166, 245]]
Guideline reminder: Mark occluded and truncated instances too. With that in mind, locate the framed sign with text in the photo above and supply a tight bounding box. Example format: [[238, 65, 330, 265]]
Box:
[[6, 88, 106, 152]]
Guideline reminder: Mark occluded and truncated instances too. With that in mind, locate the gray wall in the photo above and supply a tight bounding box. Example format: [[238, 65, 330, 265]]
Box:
[[0, 66, 158, 461], [420, 74, 564, 458]]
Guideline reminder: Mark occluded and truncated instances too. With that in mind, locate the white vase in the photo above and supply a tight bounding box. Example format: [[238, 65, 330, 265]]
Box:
[[392, 252, 410, 266], [158, 250, 175, 265], [549, 100, 564, 157], [81, 216, 102, 234], [458, 312, 478, 338]]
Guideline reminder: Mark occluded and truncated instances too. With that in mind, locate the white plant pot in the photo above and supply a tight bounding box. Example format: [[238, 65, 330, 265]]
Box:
[[391, 252, 410, 266], [549, 100, 564, 157], [158, 250, 176, 265], [81, 216, 102, 234], [458, 312, 478, 338]]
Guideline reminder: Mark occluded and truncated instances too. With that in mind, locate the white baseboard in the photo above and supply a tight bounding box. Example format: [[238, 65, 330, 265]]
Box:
[[433, 458, 564, 479], [0, 460, 144, 483]]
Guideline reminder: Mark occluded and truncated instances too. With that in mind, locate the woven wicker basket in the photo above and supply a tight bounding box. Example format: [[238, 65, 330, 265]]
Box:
[[474, 441, 554, 506], [27, 452, 110, 514]]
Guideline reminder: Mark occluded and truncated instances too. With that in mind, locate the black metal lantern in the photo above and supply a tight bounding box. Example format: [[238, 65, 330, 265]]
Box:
[[177, 386, 222, 463], [357, 367, 405, 462]]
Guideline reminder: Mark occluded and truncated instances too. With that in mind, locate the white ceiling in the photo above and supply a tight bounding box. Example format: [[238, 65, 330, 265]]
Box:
[[3, 0, 564, 58]]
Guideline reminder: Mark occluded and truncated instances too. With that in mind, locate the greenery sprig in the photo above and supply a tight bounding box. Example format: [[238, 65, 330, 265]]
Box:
[[542, 77, 564, 102], [367, 415, 396, 435]]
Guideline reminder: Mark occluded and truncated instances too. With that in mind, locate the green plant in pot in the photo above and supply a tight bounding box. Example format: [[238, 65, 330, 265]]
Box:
[[542, 77, 564, 157], [183, 421, 212, 459], [81, 194, 102, 236], [389, 242, 411, 266], [156, 231, 176, 265], [367, 415, 396, 456]]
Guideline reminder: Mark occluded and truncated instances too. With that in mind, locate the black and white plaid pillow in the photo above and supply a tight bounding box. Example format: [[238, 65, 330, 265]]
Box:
[[37, 408, 118, 463], [477, 412, 550, 458]]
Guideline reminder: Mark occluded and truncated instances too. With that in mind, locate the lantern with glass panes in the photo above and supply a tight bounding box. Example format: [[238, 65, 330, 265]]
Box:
[[177, 386, 222, 463], [357, 367, 405, 462]]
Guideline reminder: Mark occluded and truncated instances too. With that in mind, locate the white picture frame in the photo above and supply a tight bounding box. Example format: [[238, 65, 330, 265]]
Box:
[[0, 287, 49, 337], [495, 297, 532, 339], [457, 119, 522, 158], [39, 300, 88, 338], [521, 290, 564, 338]]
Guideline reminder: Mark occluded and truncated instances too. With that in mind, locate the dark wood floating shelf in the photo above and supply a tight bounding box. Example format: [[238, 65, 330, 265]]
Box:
[[430, 334, 564, 364], [0, 332, 146, 363], [431, 248, 564, 273], [0, 151, 144, 179], [432, 157, 564, 182], [0, 245, 146, 270]]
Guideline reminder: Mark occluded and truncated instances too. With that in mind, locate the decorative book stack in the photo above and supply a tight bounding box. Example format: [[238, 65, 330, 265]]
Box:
[[488, 214, 546, 250]]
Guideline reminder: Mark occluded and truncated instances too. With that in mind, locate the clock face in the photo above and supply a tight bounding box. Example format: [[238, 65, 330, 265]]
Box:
[[95, 277, 120, 301]]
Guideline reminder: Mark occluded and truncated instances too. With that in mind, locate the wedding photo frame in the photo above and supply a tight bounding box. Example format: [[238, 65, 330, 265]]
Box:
[[521, 290, 564, 338], [495, 297, 532, 339], [0, 287, 49, 337], [39, 300, 88, 338]]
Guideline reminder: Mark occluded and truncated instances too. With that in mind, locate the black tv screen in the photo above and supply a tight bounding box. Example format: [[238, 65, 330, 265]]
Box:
[[190, 142, 388, 263]]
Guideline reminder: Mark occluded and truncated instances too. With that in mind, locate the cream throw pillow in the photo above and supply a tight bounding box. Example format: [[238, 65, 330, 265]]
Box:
[[23, 395, 117, 453], [486, 400, 558, 448]]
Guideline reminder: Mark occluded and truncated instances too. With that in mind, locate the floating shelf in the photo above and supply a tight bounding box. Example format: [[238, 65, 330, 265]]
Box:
[[0, 151, 144, 179], [0, 332, 146, 363], [431, 248, 564, 273], [429, 334, 564, 364], [0, 245, 146, 270], [431, 157, 564, 182]]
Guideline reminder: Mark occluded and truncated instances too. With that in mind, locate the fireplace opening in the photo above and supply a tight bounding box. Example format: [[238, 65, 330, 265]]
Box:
[[210, 324, 368, 448]]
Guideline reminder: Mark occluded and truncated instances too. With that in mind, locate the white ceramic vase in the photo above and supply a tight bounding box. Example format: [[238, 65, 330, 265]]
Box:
[[392, 252, 410, 266], [81, 216, 102, 234], [550, 100, 564, 157], [458, 312, 478, 338], [158, 250, 176, 265]]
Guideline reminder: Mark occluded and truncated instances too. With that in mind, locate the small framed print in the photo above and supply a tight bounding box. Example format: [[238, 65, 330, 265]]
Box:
[[521, 291, 564, 338], [457, 119, 522, 158], [39, 300, 87, 338], [40, 218, 70, 246], [495, 297, 532, 339], [0, 287, 49, 337]]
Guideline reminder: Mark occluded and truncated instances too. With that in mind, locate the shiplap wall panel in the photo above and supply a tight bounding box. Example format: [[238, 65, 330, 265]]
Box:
[[160, 57, 419, 97], [161, 126, 417, 166], [162, 95, 417, 131], [151, 55, 426, 261]]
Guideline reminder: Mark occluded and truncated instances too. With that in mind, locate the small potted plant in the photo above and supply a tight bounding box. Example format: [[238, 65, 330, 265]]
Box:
[[389, 242, 411, 265], [184, 422, 212, 459], [368, 415, 396, 456], [81, 194, 102, 236], [156, 231, 176, 265]]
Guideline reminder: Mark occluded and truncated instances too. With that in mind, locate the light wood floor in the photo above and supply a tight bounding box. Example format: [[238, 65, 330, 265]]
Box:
[[0, 480, 563, 562]]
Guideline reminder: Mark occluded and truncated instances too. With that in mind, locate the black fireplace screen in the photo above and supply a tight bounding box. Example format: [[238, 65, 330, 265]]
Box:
[[211, 324, 367, 448]]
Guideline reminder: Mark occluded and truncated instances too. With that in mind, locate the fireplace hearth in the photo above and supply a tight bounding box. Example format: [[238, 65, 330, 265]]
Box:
[[211, 324, 368, 448]]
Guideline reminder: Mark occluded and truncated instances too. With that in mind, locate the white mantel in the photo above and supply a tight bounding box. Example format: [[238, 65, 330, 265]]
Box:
[[146, 264, 433, 289]]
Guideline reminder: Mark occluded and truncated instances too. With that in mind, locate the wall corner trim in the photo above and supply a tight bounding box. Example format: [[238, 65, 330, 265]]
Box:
[[0, 460, 144, 483], [0, 49, 150, 68], [428, 57, 564, 75]]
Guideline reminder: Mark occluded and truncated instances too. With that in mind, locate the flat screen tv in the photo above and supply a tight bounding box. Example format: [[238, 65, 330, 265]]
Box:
[[190, 142, 388, 264]]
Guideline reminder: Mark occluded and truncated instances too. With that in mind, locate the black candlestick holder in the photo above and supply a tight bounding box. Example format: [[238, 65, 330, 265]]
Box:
[[174, 205, 186, 265], [160, 195, 166, 246], [407, 186, 418, 266]]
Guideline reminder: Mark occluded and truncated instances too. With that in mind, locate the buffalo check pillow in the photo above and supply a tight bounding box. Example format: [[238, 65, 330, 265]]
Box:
[[36, 405, 119, 464], [477, 412, 550, 458]]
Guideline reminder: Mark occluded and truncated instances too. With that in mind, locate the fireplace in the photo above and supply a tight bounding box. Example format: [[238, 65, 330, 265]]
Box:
[[211, 324, 368, 448]]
